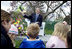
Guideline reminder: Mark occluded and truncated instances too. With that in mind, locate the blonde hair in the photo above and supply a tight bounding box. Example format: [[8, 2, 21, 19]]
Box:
[[26, 23, 40, 39], [52, 22, 69, 41]]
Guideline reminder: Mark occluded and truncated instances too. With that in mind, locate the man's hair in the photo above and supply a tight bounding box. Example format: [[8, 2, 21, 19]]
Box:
[[67, 31, 71, 48], [35, 8, 40, 10], [1, 9, 11, 23], [52, 22, 69, 41], [35, 8, 41, 11], [26, 23, 40, 39]]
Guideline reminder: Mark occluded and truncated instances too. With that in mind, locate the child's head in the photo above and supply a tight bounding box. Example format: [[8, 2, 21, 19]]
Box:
[[63, 21, 71, 31], [52, 22, 69, 41], [63, 15, 71, 25], [1, 9, 12, 31], [66, 31, 71, 48], [26, 23, 40, 39]]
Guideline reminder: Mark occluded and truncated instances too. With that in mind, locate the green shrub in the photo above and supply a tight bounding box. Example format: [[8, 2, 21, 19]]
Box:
[[45, 21, 57, 35]]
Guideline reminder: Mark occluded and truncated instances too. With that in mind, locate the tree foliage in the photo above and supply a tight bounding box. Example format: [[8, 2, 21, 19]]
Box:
[[10, 1, 71, 21]]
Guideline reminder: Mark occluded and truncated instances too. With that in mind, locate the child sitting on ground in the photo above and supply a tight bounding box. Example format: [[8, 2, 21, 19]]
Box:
[[46, 22, 70, 48], [19, 23, 45, 48]]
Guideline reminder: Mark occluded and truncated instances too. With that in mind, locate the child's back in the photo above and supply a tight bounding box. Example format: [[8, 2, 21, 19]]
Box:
[[46, 36, 66, 48], [19, 38, 45, 48], [46, 22, 69, 48]]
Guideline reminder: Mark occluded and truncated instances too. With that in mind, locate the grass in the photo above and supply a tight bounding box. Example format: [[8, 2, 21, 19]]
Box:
[[44, 21, 56, 35], [15, 40, 22, 48], [45, 29, 53, 35]]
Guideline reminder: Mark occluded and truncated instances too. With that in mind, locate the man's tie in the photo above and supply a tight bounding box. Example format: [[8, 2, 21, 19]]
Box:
[[35, 14, 39, 22]]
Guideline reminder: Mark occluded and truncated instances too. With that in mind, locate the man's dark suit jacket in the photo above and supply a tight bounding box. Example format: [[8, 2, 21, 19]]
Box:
[[23, 13, 43, 27]]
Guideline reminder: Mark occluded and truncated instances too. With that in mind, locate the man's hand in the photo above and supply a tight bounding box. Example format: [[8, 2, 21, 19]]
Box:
[[21, 10, 26, 14], [20, 10, 26, 16]]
